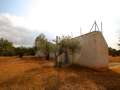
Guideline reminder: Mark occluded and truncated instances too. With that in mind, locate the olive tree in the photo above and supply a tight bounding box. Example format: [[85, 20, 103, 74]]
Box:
[[58, 36, 80, 64], [35, 33, 47, 52], [0, 38, 14, 56], [35, 33, 55, 60], [0, 38, 13, 50]]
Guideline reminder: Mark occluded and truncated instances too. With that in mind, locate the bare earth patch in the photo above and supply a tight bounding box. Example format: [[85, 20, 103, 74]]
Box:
[[0, 56, 119, 90]]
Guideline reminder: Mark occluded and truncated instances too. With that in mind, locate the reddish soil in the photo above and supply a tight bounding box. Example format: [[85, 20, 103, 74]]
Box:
[[0, 56, 119, 90], [109, 56, 120, 62]]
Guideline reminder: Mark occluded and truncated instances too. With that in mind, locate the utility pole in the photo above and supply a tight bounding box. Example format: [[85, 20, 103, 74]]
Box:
[[95, 21, 97, 31], [80, 27, 82, 36], [101, 21, 103, 33]]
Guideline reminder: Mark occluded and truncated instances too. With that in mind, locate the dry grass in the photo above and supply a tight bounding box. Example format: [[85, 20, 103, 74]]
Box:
[[0, 56, 119, 90], [109, 56, 120, 62], [109, 56, 120, 73]]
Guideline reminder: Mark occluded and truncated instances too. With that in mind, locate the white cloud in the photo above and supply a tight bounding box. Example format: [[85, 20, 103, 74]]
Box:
[[0, 14, 36, 47], [24, 0, 120, 49], [0, 0, 120, 49]]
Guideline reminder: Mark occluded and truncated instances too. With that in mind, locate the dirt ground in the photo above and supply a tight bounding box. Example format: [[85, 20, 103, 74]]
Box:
[[109, 56, 120, 62], [0, 56, 120, 90]]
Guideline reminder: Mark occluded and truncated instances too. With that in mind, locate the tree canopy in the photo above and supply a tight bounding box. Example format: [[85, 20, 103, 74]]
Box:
[[58, 36, 80, 54], [35, 33, 55, 60], [35, 33, 47, 51], [0, 38, 13, 50]]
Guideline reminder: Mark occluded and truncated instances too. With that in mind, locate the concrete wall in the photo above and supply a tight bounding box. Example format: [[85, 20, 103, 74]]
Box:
[[72, 31, 108, 70]]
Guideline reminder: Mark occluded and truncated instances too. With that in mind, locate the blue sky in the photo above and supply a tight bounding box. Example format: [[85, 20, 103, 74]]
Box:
[[0, 0, 32, 16], [0, 0, 119, 49]]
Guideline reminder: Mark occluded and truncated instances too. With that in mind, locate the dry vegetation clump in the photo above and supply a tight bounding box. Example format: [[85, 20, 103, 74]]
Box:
[[43, 75, 59, 90], [58, 65, 120, 90]]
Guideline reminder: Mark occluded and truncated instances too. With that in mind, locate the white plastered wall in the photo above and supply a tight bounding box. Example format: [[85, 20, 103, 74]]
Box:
[[72, 31, 108, 69]]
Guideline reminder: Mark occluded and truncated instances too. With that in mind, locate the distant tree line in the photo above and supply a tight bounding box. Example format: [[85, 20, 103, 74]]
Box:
[[0, 36, 120, 58], [0, 38, 36, 57], [109, 37, 120, 56], [108, 47, 120, 56]]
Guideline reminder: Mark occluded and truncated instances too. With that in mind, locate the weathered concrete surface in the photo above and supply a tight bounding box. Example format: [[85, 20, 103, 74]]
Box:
[[72, 31, 108, 70]]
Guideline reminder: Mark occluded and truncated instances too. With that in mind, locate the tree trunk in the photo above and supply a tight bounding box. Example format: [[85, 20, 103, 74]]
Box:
[[64, 49, 68, 64], [71, 52, 74, 64], [46, 53, 50, 60]]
